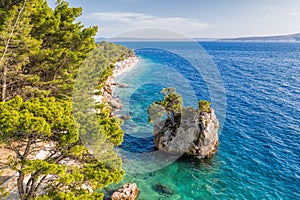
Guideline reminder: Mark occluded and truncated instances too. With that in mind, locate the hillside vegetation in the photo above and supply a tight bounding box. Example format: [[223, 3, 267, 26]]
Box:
[[0, 0, 132, 199]]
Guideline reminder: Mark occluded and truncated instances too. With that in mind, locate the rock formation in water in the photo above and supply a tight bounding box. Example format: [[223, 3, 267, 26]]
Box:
[[111, 183, 139, 200], [153, 105, 219, 159], [153, 183, 174, 195]]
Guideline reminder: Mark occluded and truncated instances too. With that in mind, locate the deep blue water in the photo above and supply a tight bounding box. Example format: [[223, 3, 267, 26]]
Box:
[[110, 42, 300, 199]]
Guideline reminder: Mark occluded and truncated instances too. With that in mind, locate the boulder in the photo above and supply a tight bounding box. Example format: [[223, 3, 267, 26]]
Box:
[[154, 108, 219, 159], [111, 183, 139, 200], [110, 98, 123, 110]]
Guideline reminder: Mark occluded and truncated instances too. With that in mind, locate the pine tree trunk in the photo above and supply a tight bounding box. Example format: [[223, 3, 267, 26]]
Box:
[[1, 65, 7, 102], [17, 171, 25, 199], [25, 176, 37, 200], [168, 112, 175, 126]]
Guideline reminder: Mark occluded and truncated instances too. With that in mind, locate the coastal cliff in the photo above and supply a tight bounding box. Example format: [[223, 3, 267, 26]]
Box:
[[154, 107, 219, 159], [149, 91, 219, 159]]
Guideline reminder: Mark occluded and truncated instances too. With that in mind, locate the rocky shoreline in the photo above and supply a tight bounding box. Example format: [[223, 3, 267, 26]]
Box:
[[101, 56, 139, 200], [95, 56, 138, 112], [0, 57, 139, 200], [111, 183, 139, 200]]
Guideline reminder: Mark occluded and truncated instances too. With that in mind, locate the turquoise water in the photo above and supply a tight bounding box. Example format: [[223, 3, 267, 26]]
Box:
[[109, 42, 300, 199]]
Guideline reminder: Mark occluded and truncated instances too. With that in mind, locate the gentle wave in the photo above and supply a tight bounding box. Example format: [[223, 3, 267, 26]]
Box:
[[109, 42, 300, 199]]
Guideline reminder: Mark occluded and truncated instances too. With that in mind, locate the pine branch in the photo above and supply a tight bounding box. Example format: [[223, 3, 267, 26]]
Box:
[[0, 0, 28, 102]]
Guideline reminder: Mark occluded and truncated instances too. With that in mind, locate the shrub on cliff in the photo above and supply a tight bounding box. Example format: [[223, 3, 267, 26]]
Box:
[[148, 87, 182, 126], [148, 88, 213, 126], [198, 100, 211, 113]]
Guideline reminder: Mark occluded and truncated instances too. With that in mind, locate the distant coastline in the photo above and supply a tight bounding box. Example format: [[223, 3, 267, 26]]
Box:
[[219, 33, 300, 42], [97, 32, 300, 42]]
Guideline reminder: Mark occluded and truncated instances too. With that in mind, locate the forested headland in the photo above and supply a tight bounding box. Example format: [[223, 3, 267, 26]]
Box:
[[0, 0, 134, 199]]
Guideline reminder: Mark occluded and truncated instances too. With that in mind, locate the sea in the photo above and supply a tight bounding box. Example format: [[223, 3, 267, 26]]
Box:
[[108, 42, 300, 200]]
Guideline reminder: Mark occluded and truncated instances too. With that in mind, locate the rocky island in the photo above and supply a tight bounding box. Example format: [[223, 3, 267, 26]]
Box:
[[149, 88, 219, 159]]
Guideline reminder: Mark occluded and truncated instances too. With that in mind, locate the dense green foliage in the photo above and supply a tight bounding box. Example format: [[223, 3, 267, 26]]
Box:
[[96, 103, 124, 146], [148, 87, 183, 125], [0, 0, 97, 101], [198, 100, 211, 113], [0, 96, 124, 199], [0, 0, 132, 199], [148, 88, 212, 126]]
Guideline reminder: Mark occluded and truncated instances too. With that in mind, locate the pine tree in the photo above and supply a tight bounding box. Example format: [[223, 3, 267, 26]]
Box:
[[0, 0, 41, 102], [148, 87, 183, 126], [0, 1, 135, 199], [0, 96, 124, 199], [0, 0, 98, 101], [28, 0, 98, 98]]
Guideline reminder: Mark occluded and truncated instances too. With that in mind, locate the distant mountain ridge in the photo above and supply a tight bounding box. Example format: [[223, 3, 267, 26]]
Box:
[[96, 33, 300, 42], [220, 33, 300, 42], [96, 37, 217, 42]]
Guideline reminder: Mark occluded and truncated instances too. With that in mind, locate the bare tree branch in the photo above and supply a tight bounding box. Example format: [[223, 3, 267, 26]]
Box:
[[0, 0, 28, 102]]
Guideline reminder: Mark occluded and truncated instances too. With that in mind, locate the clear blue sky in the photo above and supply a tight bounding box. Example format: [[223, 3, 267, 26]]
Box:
[[47, 0, 300, 38]]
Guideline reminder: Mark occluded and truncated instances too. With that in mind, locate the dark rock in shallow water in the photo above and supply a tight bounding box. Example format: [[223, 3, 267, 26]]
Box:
[[120, 115, 131, 120], [153, 184, 174, 195], [154, 108, 219, 159], [111, 183, 139, 200], [112, 82, 128, 88]]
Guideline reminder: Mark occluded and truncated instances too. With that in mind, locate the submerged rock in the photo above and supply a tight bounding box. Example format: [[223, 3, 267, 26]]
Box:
[[112, 82, 128, 88], [154, 108, 219, 159], [120, 115, 131, 120], [111, 183, 139, 200], [153, 184, 174, 195]]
